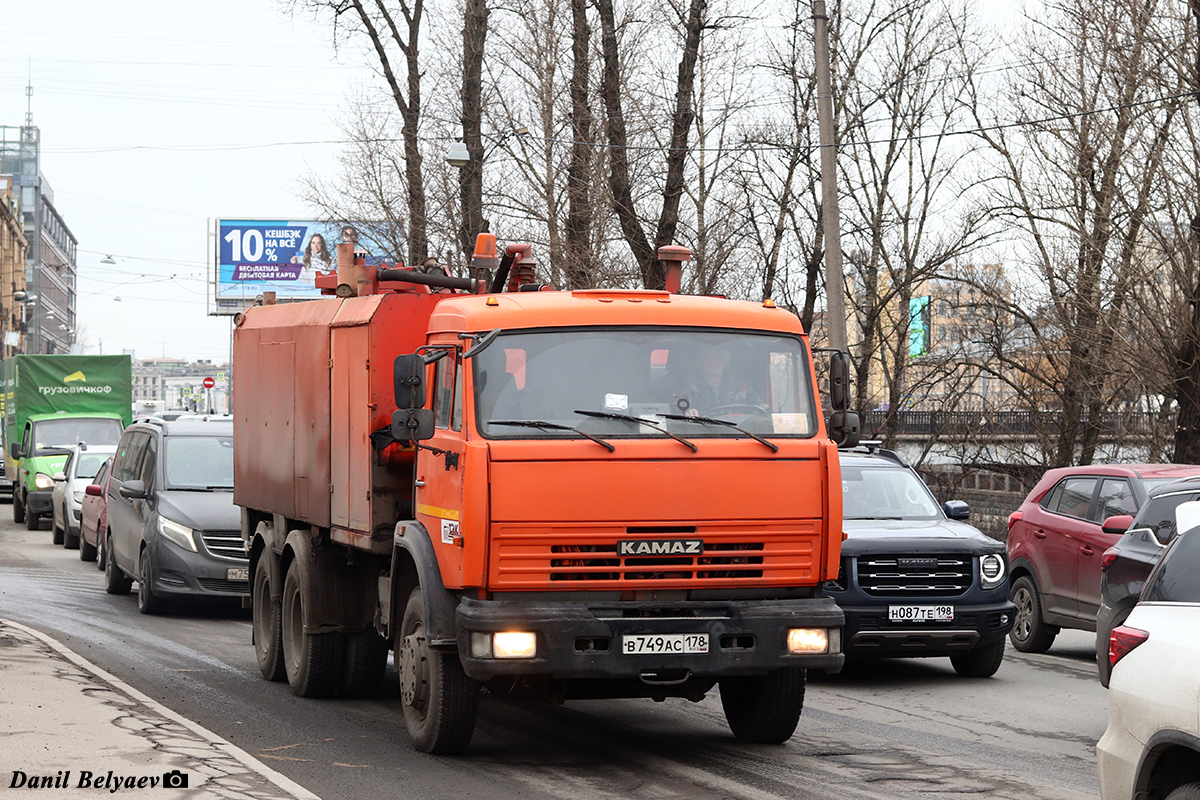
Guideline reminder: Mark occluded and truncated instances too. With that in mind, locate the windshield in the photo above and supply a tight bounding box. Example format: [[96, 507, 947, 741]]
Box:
[[76, 452, 111, 480], [842, 465, 942, 519], [34, 419, 123, 450], [164, 436, 234, 489], [472, 328, 818, 440]]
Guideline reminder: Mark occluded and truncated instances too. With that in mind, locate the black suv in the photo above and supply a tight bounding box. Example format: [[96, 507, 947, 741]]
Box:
[[1095, 476, 1200, 687], [824, 445, 1015, 677], [103, 418, 248, 613]]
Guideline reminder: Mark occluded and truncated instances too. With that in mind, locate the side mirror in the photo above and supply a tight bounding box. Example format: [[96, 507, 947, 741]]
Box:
[[1101, 514, 1134, 534], [9, 443, 24, 459], [391, 409, 436, 442], [829, 410, 860, 449], [944, 500, 970, 520], [394, 354, 427, 409], [829, 350, 851, 412], [118, 480, 147, 500], [52, 472, 66, 482], [85, 484, 102, 497]]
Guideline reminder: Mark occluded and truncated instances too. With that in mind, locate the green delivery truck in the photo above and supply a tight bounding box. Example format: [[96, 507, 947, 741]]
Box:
[[2, 355, 133, 530]]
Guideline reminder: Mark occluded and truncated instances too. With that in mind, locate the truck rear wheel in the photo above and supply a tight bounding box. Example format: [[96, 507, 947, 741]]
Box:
[[396, 587, 479, 753], [340, 628, 390, 698], [719, 668, 805, 743], [253, 556, 286, 682], [281, 558, 342, 697]]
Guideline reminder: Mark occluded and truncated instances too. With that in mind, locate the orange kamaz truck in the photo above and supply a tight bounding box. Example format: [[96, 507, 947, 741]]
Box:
[[233, 235, 858, 753]]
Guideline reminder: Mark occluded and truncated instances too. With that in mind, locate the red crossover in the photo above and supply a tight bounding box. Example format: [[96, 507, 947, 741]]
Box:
[[1006, 463, 1200, 652]]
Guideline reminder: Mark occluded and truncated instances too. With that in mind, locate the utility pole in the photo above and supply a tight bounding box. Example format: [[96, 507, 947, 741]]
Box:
[[812, 0, 848, 352]]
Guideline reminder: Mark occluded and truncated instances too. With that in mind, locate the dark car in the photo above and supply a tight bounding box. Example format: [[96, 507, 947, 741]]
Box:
[[823, 445, 1015, 677], [104, 418, 248, 614], [1094, 477, 1200, 687]]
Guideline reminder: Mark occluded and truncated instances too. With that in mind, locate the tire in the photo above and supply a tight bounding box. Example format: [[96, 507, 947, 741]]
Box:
[[137, 550, 166, 615], [950, 638, 1006, 677], [1166, 782, 1200, 800], [1009, 575, 1058, 653], [13, 491, 24, 524], [252, 556, 286, 682], [79, 532, 97, 562], [104, 534, 132, 595], [63, 507, 80, 550], [719, 668, 806, 743], [340, 628, 390, 698], [34, 509, 47, 534], [281, 558, 342, 697], [397, 587, 480, 753], [96, 531, 107, 571]]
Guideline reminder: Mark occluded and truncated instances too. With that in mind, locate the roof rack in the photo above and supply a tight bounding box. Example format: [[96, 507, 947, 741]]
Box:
[[839, 440, 908, 466]]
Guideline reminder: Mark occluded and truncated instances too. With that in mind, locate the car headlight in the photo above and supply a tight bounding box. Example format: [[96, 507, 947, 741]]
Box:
[[72, 491, 85, 503], [980, 553, 1006, 589], [34, 473, 55, 490], [157, 516, 198, 553]]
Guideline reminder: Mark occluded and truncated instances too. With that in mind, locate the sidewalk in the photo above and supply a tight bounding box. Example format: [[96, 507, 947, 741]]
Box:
[[0, 618, 320, 799]]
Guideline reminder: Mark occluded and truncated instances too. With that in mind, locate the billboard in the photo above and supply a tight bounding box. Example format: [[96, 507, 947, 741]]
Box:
[[209, 219, 397, 315], [908, 295, 931, 358]]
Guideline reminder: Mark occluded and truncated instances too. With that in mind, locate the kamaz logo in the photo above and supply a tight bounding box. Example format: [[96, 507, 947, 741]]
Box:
[[618, 539, 703, 557]]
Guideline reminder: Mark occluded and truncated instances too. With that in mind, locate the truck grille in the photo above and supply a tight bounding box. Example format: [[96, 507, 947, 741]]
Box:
[[855, 554, 972, 597], [489, 523, 823, 589], [201, 531, 247, 560]]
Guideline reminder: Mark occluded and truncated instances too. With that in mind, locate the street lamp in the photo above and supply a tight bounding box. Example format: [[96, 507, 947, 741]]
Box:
[[445, 140, 469, 168]]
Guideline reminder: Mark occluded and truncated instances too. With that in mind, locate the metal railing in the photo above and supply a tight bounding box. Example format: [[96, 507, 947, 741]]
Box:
[[860, 409, 1167, 439]]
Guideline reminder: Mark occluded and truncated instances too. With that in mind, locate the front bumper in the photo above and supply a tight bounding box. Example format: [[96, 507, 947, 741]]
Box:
[[146, 538, 249, 603], [26, 489, 53, 515], [835, 599, 1015, 656], [455, 596, 844, 683]]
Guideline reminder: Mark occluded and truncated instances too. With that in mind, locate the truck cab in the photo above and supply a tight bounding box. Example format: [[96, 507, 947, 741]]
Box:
[[12, 412, 125, 531]]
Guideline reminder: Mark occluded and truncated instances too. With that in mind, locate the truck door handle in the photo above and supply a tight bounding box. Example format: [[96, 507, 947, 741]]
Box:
[[414, 479, 426, 487], [1033, 529, 1046, 539]]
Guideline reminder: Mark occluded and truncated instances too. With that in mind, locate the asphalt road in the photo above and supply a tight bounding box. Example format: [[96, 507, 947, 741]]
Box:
[[0, 515, 1107, 800]]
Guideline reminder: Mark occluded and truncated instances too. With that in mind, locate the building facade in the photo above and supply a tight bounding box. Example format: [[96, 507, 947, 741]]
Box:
[[0, 125, 77, 355], [0, 175, 28, 359], [133, 358, 231, 415]]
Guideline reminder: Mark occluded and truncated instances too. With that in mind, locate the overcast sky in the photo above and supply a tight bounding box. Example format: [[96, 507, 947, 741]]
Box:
[[1, 1, 375, 363]]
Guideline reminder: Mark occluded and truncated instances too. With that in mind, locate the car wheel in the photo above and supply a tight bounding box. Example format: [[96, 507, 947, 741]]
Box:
[[137, 550, 166, 615], [79, 531, 97, 562], [396, 587, 480, 753], [96, 531, 107, 571], [63, 506, 80, 550], [720, 668, 806, 743], [950, 638, 1006, 677], [104, 534, 133, 595], [1166, 783, 1200, 800], [252, 556, 286, 682], [1009, 575, 1058, 653], [13, 491, 24, 524], [281, 558, 342, 697]]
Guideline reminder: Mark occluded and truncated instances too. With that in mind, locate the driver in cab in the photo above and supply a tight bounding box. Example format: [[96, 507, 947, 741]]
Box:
[[677, 344, 763, 417]]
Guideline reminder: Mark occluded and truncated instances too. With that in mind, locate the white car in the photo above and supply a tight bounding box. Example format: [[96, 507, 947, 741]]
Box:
[[50, 445, 118, 550], [1097, 512, 1200, 800]]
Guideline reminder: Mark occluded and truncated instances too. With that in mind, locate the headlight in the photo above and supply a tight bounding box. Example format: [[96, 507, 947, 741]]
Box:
[[72, 491, 85, 503], [34, 473, 55, 490], [980, 553, 1006, 589], [787, 628, 830, 654], [157, 516, 198, 553], [469, 631, 538, 659]]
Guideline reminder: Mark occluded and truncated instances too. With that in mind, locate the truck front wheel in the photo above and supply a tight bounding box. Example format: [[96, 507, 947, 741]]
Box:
[[253, 556, 286, 682], [719, 668, 805, 743], [396, 587, 479, 754], [281, 558, 341, 697], [12, 491, 24, 524]]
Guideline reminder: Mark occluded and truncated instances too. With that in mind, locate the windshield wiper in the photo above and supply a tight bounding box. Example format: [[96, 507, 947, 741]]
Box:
[[489, 420, 615, 452], [657, 413, 779, 453], [573, 410, 697, 453]]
